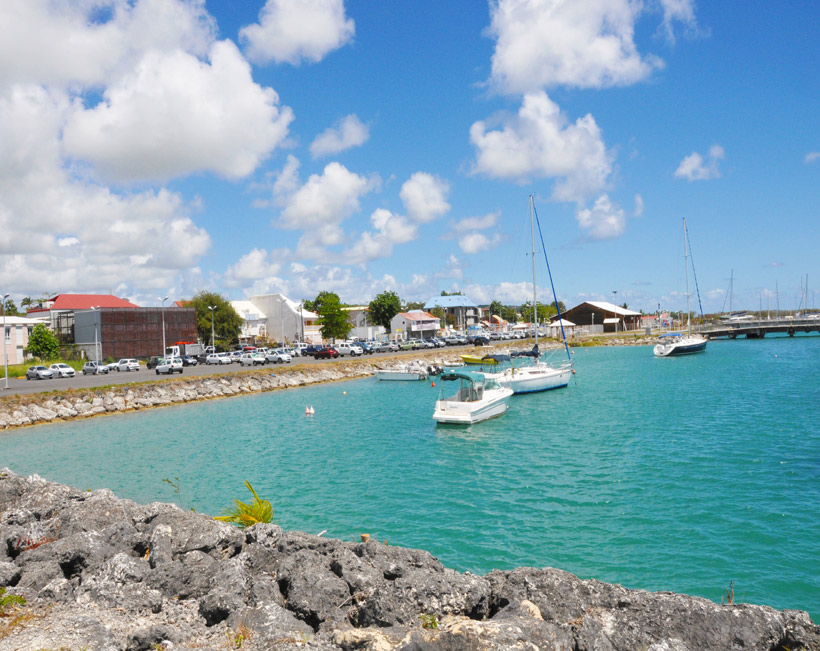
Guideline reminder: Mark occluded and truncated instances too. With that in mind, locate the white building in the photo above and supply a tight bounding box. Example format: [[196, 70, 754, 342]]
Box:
[[343, 306, 386, 341], [390, 310, 441, 341], [230, 300, 268, 343], [2, 316, 44, 365], [248, 294, 320, 344]]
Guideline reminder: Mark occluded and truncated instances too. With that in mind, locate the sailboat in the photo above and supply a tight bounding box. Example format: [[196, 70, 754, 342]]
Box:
[[486, 195, 573, 392], [654, 218, 708, 357]]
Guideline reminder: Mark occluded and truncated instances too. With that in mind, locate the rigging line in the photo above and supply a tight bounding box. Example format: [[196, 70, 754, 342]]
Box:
[[685, 222, 705, 319], [532, 201, 572, 364]]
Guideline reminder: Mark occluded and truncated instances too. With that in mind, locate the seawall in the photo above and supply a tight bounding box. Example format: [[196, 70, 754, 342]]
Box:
[[1, 469, 817, 650]]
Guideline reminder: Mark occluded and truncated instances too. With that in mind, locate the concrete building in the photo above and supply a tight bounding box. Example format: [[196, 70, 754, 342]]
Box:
[[423, 295, 480, 332], [343, 306, 386, 341], [390, 310, 441, 341], [2, 316, 43, 365], [74, 307, 197, 361], [248, 294, 320, 344], [231, 300, 268, 343]]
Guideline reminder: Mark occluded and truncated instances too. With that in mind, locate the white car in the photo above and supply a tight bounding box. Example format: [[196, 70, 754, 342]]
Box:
[[82, 361, 109, 375], [266, 349, 291, 363], [156, 357, 183, 375], [335, 342, 363, 357], [239, 352, 266, 366], [206, 353, 232, 365], [49, 363, 76, 378], [115, 359, 140, 372]]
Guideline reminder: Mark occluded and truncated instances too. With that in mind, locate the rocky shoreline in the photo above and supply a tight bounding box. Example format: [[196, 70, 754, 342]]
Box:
[[1, 469, 817, 650], [0, 338, 656, 432]]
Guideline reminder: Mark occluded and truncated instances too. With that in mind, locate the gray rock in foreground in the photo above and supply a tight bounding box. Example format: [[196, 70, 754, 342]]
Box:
[[0, 469, 817, 650]]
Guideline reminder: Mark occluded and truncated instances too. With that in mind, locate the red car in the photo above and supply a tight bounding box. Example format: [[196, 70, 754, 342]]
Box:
[[313, 346, 339, 359]]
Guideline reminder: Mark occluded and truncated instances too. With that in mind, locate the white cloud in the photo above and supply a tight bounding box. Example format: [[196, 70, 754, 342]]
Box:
[[575, 194, 626, 240], [634, 193, 644, 217], [674, 144, 724, 181], [450, 211, 499, 232], [658, 0, 698, 42], [63, 40, 293, 183], [276, 160, 378, 232], [344, 209, 418, 265], [400, 172, 451, 223], [805, 152, 820, 164], [224, 248, 282, 288], [240, 0, 354, 65], [310, 114, 369, 158], [488, 0, 662, 94], [470, 91, 613, 202], [0, 0, 216, 91], [459, 232, 502, 255]]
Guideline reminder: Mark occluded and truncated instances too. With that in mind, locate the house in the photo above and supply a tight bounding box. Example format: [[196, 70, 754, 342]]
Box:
[[423, 295, 480, 332], [230, 300, 268, 343], [561, 301, 642, 333], [390, 310, 441, 341], [343, 306, 386, 341], [26, 294, 139, 341], [248, 294, 320, 344], [2, 316, 44, 365]]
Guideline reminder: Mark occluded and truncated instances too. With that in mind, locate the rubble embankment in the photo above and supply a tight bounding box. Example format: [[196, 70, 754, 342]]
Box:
[[1, 469, 817, 650]]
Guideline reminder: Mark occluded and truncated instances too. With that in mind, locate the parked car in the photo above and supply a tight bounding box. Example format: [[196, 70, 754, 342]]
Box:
[[82, 361, 109, 375], [273, 348, 293, 363], [417, 339, 436, 349], [431, 337, 447, 347], [229, 351, 243, 363], [179, 355, 198, 367], [206, 353, 232, 365], [115, 359, 140, 372], [472, 336, 490, 346], [303, 345, 323, 355], [399, 340, 416, 351], [156, 357, 183, 375], [374, 341, 398, 353], [239, 352, 266, 366], [335, 342, 363, 357], [146, 356, 163, 370], [444, 335, 460, 345], [49, 363, 76, 378], [357, 342, 375, 354], [313, 346, 339, 359], [26, 365, 54, 380]]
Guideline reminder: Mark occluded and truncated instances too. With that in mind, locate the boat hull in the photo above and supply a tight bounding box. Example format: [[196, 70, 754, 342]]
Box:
[[497, 364, 572, 393], [460, 355, 497, 365], [373, 369, 426, 381], [653, 337, 708, 357], [433, 388, 513, 425]]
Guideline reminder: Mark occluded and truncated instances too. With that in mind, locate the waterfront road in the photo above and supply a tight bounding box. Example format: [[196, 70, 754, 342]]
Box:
[[0, 344, 486, 398]]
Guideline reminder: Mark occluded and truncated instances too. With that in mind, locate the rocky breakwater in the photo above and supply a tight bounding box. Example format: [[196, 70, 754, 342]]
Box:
[[1, 471, 817, 650], [0, 363, 378, 431]]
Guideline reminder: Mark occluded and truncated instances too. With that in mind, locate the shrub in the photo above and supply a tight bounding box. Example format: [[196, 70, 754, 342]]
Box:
[[214, 481, 273, 529]]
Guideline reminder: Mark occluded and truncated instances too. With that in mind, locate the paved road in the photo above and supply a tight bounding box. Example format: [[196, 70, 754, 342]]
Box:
[[0, 344, 485, 397]]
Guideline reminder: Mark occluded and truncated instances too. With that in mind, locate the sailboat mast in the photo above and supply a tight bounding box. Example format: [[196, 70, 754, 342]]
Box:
[[530, 194, 538, 350], [683, 218, 692, 335]]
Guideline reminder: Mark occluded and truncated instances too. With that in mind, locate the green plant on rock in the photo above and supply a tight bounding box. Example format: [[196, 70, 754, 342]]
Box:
[[214, 481, 273, 529], [419, 613, 439, 630], [0, 588, 25, 615]]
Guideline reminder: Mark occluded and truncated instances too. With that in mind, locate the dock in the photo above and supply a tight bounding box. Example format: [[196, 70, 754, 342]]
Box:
[[702, 316, 820, 339]]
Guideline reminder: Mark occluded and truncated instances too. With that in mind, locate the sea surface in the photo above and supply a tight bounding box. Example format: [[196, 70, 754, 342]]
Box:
[[2, 336, 819, 619]]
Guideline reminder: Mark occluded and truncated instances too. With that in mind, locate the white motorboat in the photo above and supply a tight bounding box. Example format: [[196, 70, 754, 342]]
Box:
[[654, 217, 708, 358], [373, 364, 428, 381], [433, 370, 513, 425]]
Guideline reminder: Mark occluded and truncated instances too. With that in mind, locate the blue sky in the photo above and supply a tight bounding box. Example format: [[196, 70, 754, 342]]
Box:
[[1, 1, 818, 314]]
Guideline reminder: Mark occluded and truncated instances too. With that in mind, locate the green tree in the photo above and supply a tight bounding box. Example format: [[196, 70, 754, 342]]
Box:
[[370, 291, 402, 334], [188, 291, 243, 347], [2, 298, 20, 316], [520, 301, 558, 324], [500, 305, 518, 322], [314, 291, 351, 341], [25, 324, 60, 360], [488, 300, 503, 318], [403, 300, 424, 311], [440, 290, 463, 296]]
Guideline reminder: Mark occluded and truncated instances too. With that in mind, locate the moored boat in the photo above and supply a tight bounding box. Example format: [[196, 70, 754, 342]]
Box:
[[433, 369, 513, 425], [373, 364, 428, 381], [653, 333, 707, 357]]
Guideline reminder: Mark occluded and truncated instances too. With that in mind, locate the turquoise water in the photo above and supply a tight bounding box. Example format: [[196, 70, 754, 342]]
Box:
[[1, 337, 818, 619]]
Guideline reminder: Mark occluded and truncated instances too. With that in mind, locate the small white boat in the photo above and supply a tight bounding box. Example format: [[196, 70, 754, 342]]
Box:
[[482, 350, 572, 394], [373, 364, 428, 381], [433, 370, 513, 425]]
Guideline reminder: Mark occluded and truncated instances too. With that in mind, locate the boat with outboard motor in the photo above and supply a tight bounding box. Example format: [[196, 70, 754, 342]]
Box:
[[432, 369, 513, 425]]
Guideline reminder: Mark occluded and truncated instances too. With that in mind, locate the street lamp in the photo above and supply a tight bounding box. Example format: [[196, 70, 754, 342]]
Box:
[[208, 305, 217, 349], [2, 293, 9, 390], [159, 296, 168, 357], [90, 306, 101, 365]]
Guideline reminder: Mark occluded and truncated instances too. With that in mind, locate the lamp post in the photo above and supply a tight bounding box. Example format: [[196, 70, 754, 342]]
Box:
[[90, 306, 101, 365], [298, 302, 304, 343], [159, 296, 168, 357], [2, 293, 9, 390], [208, 305, 217, 349]]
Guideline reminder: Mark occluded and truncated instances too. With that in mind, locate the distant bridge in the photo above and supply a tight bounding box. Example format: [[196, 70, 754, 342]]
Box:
[[702, 316, 820, 339]]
